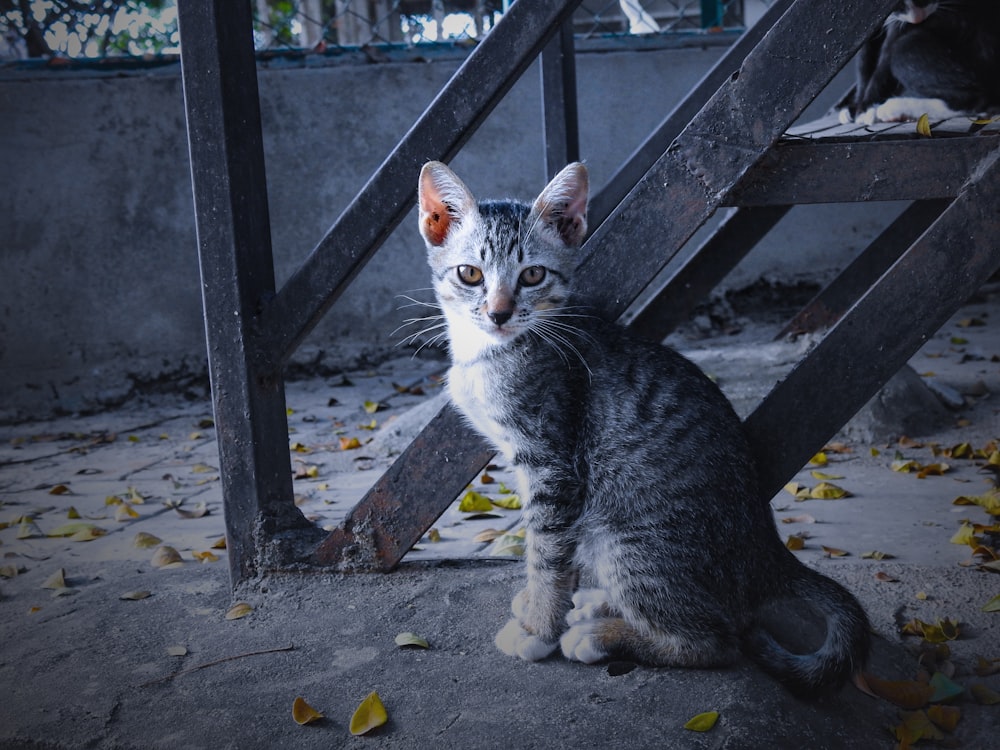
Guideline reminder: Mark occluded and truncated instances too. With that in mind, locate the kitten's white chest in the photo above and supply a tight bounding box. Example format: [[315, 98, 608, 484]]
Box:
[[447, 362, 517, 461]]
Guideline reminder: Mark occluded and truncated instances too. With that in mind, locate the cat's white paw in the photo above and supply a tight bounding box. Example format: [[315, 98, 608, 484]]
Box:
[[837, 107, 854, 125], [494, 618, 559, 661], [856, 106, 878, 126], [565, 588, 611, 625], [560, 621, 610, 664]]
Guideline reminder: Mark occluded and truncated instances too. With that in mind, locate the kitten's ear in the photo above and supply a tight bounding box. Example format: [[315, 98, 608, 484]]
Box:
[[418, 161, 477, 247], [532, 162, 588, 247]]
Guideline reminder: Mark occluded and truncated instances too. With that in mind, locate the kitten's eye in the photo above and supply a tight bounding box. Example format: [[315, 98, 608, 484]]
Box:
[[456, 265, 483, 286], [519, 266, 546, 287]]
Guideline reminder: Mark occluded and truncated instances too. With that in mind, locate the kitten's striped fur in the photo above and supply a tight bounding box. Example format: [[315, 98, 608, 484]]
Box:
[[417, 161, 870, 695]]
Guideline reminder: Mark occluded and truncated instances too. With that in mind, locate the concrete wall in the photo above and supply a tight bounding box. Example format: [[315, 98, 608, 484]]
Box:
[[0, 43, 890, 422]]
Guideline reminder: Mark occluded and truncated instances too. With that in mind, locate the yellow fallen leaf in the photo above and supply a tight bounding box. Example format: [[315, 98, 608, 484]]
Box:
[[821, 546, 849, 558], [683, 711, 719, 732], [48, 484, 71, 495], [861, 550, 895, 560], [863, 673, 934, 709], [394, 632, 430, 649], [17, 518, 43, 539], [982, 594, 1000, 613], [349, 691, 388, 736], [292, 696, 324, 725], [41, 568, 67, 590], [192, 550, 220, 563], [809, 452, 828, 466], [363, 400, 386, 414], [810, 470, 844, 480], [916, 113, 932, 137], [785, 534, 806, 551], [119, 590, 152, 601], [491, 495, 522, 510], [66, 506, 81, 519], [473, 528, 504, 543], [489, 532, 526, 557], [134, 531, 162, 549], [810, 481, 851, 499], [926, 704, 960, 732], [225, 602, 253, 620], [950, 523, 978, 546], [290, 441, 311, 453], [47, 521, 103, 538], [210, 536, 227, 549], [167, 645, 188, 657], [427, 528, 441, 543], [151, 545, 184, 569], [971, 684, 1000, 705], [339, 436, 362, 451], [191, 463, 215, 473], [458, 490, 494, 513], [115, 504, 139, 521]]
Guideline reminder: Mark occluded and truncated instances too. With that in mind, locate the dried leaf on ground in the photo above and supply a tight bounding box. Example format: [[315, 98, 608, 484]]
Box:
[[167, 645, 188, 657], [822, 546, 849, 557], [115, 504, 139, 521], [875, 571, 900, 582], [780, 514, 816, 524], [863, 673, 934, 709], [151, 545, 184, 569], [394, 632, 430, 649], [292, 696, 324, 725], [810, 481, 851, 499], [339, 436, 362, 451], [928, 672, 964, 702], [683, 711, 719, 732], [349, 691, 388, 736], [902, 617, 960, 643], [134, 531, 162, 549], [192, 550, 220, 563], [225, 602, 253, 620], [982, 593, 1000, 612], [41, 568, 67, 590], [491, 495, 522, 510], [175, 502, 209, 519], [785, 534, 806, 551], [862, 550, 895, 560], [120, 590, 152, 601], [458, 490, 494, 513], [970, 684, 1000, 705]]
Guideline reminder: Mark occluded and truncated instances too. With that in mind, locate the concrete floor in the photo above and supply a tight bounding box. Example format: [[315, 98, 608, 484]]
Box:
[[1, 290, 999, 748]]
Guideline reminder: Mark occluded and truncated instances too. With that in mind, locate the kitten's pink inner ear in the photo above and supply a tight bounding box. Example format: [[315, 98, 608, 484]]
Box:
[[418, 167, 452, 247]]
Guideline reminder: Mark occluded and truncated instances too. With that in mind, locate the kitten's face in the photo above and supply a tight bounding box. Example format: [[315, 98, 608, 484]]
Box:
[[418, 162, 588, 362]]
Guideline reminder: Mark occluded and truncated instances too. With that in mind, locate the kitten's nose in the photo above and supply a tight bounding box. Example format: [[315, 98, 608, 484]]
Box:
[[488, 309, 513, 327]]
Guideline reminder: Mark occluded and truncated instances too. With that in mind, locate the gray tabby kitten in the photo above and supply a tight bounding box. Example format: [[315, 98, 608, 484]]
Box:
[[416, 160, 870, 695]]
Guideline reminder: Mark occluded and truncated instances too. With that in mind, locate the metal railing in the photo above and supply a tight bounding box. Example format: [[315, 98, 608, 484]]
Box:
[[1, 0, 751, 59]]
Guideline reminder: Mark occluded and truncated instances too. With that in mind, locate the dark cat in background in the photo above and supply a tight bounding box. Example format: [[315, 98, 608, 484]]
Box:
[[842, 0, 1000, 123]]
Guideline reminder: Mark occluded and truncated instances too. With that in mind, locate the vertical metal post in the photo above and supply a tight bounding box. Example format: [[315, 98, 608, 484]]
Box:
[[540, 20, 579, 178], [177, 0, 311, 587]]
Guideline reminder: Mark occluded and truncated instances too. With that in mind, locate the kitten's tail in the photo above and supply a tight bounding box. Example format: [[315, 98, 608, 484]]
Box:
[[742, 562, 870, 697]]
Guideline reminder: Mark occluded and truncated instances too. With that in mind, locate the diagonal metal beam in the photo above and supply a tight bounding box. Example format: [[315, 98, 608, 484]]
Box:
[[746, 149, 1000, 500], [254, 0, 584, 374], [587, 0, 795, 228], [627, 205, 791, 341], [776, 198, 951, 338], [574, 0, 898, 318]]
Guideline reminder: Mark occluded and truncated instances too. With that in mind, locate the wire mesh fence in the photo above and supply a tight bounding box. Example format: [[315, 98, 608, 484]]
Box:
[[1, 0, 757, 60]]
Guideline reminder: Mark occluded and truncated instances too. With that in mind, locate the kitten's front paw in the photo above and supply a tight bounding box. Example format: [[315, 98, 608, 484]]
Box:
[[561, 621, 610, 664], [495, 618, 559, 661], [565, 588, 613, 625]]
